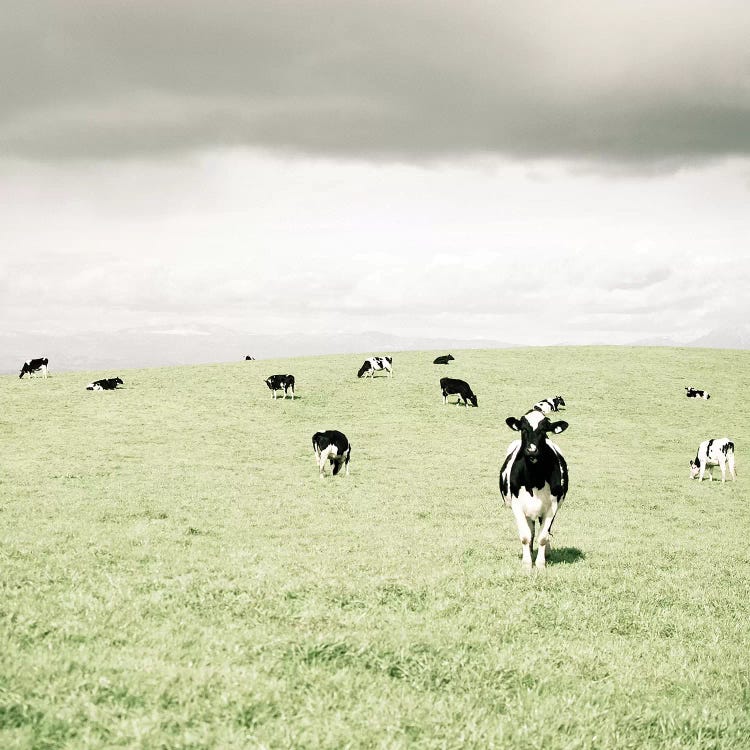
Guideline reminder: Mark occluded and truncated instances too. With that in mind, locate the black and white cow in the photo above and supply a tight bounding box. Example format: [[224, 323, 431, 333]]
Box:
[[433, 354, 455, 365], [245, 355, 255, 361], [86, 377, 124, 391], [440, 377, 478, 407], [685, 386, 710, 400], [312, 430, 351, 478], [533, 395, 566, 413], [499, 409, 569, 569], [357, 356, 393, 378], [19, 357, 49, 379], [690, 438, 736, 482], [265, 374, 295, 399]]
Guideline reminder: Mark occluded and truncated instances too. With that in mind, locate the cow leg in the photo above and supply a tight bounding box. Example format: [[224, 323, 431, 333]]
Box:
[[318, 447, 331, 478], [511, 503, 534, 568], [729, 454, 737, 480], [719, 455, 727, 482], [535, 506, 558, 569]]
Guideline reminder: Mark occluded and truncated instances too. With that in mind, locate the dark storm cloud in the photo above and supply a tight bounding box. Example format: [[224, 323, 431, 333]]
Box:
[[3, 1, 750, 164]]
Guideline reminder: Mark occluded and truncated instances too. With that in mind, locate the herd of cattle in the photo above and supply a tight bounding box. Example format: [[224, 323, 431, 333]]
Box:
[[17, 354, 737, 568]]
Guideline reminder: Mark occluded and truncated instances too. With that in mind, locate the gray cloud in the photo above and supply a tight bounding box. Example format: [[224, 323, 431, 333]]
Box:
[[4, 1, 750, 165]]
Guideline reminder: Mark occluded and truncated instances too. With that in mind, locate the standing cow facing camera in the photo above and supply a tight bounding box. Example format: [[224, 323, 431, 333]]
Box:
[[312, 430, 351, 478], [500, 409, 569, 569]]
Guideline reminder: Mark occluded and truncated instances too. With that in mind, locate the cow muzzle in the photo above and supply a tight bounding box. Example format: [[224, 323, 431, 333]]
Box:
[[524, 443, 540, 462]]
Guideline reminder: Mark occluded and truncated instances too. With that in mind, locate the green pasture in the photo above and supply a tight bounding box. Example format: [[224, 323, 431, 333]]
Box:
[[1, 346, 749, 749]]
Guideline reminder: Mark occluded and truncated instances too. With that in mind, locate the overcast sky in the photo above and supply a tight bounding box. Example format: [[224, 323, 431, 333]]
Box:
[[2, 0, 750, 353]]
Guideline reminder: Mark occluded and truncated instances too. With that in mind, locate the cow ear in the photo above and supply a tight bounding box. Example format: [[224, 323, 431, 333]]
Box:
[[549, 421, 568, 434], [505, 417, 521, 431]]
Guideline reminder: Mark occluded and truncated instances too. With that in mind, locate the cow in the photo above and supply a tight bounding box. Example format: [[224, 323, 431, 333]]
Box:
[[433, 354, 455, 365], [19, 357, 49, 379], [690, 438, 736, 482], [357, 356, 393, 378], [533, 396, 566, 413], [440, 377, 478, 407], [245, 355, 255, 361], [265, 374, 295, 399], [86, 377, 124, 391], [499, 409, 569, 569], [312, 430, 351, 478], [685, 386, 710, 400]]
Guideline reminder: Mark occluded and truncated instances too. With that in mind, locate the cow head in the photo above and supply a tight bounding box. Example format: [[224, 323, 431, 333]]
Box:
[[506, 411, 568, 462], [689, 459, 701, 479], [554, 396, 566, 409], [468, 393, 478, 407], [115, 377, 124, 386]]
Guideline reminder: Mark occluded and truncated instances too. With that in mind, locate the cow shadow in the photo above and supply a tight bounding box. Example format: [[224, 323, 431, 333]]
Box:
[[546, 547, 585, 565]]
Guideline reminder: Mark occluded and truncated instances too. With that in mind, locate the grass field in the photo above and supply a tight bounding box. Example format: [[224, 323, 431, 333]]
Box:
[[2, 346, 749, 749]]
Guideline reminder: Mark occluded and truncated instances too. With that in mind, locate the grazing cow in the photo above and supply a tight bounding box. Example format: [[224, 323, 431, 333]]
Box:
[[685, 386, 710, 400], [440, 377, 478, 407], [533, 395, 566, 414], [265, 374, 295, 399], [433, 354, 455, 365], [86, 377, 124, 391], [19, 357, 49, 379], [357, 356, 393, 378], [690, 438, 736, 482], [245, 355, 255, 361], [499, 409, 569, 569], [312, 430, 351, 478]]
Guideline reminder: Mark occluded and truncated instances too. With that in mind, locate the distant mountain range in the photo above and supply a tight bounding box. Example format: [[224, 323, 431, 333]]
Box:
[[1, 324, 747, 374], [0, 327, 512, 374]]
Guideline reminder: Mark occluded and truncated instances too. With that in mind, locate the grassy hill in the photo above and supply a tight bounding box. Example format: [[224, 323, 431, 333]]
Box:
[[2, 346, 749, 749]]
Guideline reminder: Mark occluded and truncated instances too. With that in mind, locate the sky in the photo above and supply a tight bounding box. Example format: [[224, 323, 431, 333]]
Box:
[[2, 0, 750, 362]]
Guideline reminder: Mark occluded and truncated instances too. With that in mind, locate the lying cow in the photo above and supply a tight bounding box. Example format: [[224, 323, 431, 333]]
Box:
[[685, 386, 710, 400], [433, 354, 455, 365], [440, 377, 478, 407], [245, 355, 255, 361], [533, 396, 566, 413], [500, 409, 569, 569], [357, 356, 393, 378], [312, 430, 351, 478], [265, 374, 295, 399], [690, 438, 736, 482], [86, 377, 124, 391], [19, 357, 49, 379]]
